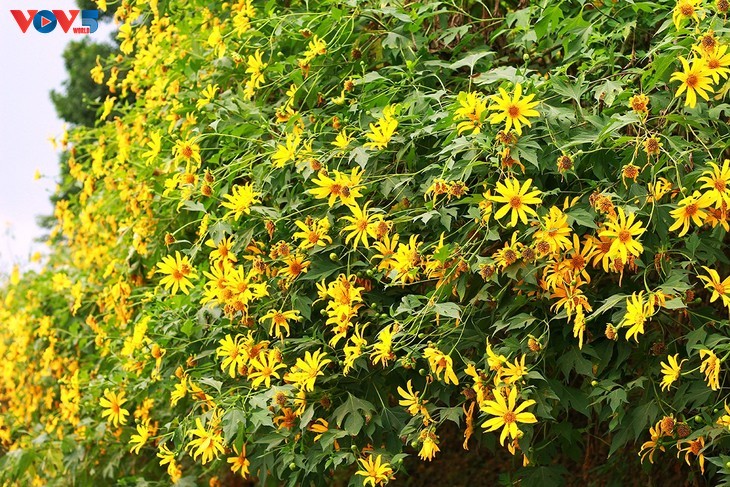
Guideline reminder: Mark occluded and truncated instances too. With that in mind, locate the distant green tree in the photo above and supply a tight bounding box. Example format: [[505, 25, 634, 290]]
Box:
[[76, 0, 117, 20], [50, 38, 115, 127]]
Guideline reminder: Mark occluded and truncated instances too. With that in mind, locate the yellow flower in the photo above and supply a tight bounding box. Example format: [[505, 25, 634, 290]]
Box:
[[673, 0, 703, 29], [170, 376, 187, 406], [99, 389, 130, 427], [221, 183, 261, 220], [454, 91, 488, 135], [280, 254, 310, 281], [698, 159, 730, 208], [172, 137, 201, 165], [489, 178, 543, 227], [332, 130, 352, 150], [129, 423, 150, 454], [157, 442, 176, 469], [341, 202, 382, 250], [391, 235, 422, 284], [660, 354, 685, 391], [142, 132, 161, 165], [90, 55, 104, 84], [487, 341, 508, 372], [371, 324, 396, 366], [643, 136, 662, 156], [423, 346, 459, 385], [668, 191, 713, 236], [309, 167, 364, 207], [205, 235, 238, 264], [307, 419, 335, 445], [397, 380, 429, 417], [487, 83, 540, 136], [599, 207, 645, 263], [187, 418, 225, 465], [245, 50, 267, 89], [500, 355, 528, 385], [647, 177, 674, 203], [156, 251, 197, 296], [343, 323, 368, 374], [248, 350, 286, 389], [670, 56, 714, 108], [284, 349, 332, 392], [355, 454, 394, 487], [620, 292, 653, 342], [532, 206, 572, 255], [480, 386, 537, 445], [699, 349, 721, 391], [260, 309, 301, 339], [227, 444, 250, 478], [364, 106, 398, 150], [272, 133, 300, 168], [418, 430, 440, 461], [100, 96, 116, 120], [717, 403, 730, 429], [677, 436, 706, 474], [638, 421, 666, 464], [701, 44, 730, 82], [301, 35, 327, 63], [698, 266, 730, 308], [196, 83, 218, 110], [293, 218, 332, 249], [216, 334, 246, 378], [628, 93, 650, 114]]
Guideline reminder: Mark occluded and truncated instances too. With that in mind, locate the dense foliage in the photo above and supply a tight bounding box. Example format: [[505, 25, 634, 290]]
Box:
[[2, 0, 730, 485]]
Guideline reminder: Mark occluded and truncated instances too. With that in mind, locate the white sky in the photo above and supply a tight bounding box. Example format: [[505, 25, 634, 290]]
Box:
[[0, 2, 115, 273]]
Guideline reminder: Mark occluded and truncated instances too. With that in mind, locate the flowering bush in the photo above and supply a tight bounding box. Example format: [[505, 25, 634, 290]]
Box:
[[2, 0, 730, 485]]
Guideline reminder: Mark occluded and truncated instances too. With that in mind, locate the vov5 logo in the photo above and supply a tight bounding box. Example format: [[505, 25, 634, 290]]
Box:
[[11, 9, 98, 34]]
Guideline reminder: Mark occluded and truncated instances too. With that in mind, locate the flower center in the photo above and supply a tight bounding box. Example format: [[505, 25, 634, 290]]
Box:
[[686, 73, 699, 88], [618, 230, 631, 243], [714, 179, 726, 191], [690, 441, 701, 455], [172, 270, 184, 280], [503, 411, 516, 424], [645, 139, 659, 153], [508, 105, 520, 118], [182, 145, 193, 158], [685, 203, 698, 216], [680, 4, 694, 16], [572, 255, 585, 269], [330, 183, 342, 196], [536, 240, 550, 254], [702, 36, 716, 51], [504, 250, 517, 264], [509, 195, 522, 209]]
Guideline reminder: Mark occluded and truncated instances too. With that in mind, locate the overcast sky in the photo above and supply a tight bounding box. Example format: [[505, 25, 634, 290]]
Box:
[[0, 1, 114, 273]]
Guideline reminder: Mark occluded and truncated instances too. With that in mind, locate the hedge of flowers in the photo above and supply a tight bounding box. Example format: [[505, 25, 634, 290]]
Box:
[[2, 0, 730, 485]]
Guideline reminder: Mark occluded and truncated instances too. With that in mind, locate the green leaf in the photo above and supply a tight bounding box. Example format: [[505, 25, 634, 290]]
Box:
[[332, 393, 375, 435], [198, 377, 222, 393], [567, 208, 597, 229], [222, 409, 246, 441], [448, 50, 493, 71], [433, 302, 461, 319]]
